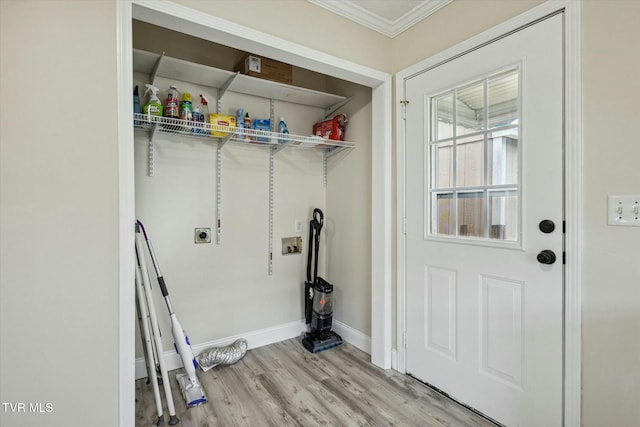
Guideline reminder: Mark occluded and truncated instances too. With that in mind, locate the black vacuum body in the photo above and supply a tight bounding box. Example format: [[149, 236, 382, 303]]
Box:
[[302, 209, 342, 353]]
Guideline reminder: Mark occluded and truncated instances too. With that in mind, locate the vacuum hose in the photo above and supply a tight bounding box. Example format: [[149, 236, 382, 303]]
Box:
[[196, 339, 248, 372]]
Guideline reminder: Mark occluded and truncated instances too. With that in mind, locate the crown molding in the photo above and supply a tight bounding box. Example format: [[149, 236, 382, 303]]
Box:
[[308, 0, 452, 38]]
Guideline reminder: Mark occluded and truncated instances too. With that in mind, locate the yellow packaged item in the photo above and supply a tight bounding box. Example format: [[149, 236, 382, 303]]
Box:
[[209, 114, 236, 137]]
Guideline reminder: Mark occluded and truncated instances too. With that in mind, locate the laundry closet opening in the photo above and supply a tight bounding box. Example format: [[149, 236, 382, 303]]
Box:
[[131, 20, 373, 373]]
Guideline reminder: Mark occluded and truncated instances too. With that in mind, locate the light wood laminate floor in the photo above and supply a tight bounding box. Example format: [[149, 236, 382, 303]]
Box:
[[135, 338, 496, 426]]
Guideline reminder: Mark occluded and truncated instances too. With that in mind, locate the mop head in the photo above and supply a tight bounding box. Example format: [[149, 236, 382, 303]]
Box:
[[176, 373, 207, 408], [196, 338, 248, 372]]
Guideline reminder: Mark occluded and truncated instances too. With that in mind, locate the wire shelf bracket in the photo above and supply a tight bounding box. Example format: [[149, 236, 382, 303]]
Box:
[[324, 96, 352, 119]]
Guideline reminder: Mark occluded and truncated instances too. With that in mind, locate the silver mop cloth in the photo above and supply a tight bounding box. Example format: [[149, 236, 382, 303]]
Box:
[[197, 338, 248, 372]]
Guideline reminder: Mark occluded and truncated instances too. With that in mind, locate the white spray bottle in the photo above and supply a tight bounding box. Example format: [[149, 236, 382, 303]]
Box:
[[143, 84, 163, 118], [199, 94, 210, 135]]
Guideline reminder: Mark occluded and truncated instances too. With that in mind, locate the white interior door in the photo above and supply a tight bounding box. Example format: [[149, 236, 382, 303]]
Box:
[[404, 14, 563, 427]]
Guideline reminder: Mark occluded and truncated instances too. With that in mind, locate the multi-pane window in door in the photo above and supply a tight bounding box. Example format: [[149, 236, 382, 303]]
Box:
[[429, 68, 520, 241]]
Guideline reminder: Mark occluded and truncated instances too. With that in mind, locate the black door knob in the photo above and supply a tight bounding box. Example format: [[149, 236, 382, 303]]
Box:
[[537, 250, 556, 265], [539, 220, 555, 233]]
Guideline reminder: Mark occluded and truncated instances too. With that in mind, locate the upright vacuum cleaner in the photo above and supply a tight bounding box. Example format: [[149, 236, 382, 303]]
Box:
[[137, 220, 207, 409], [302, 208, 343, 353]]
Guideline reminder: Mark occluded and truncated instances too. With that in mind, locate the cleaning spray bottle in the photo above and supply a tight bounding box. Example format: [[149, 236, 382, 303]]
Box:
[[143, 84, 163, 120], [199, 95, 210, 136]]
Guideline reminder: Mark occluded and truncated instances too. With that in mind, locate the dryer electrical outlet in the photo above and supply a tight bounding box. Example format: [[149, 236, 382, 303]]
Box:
[[194, 228, 212, 243]]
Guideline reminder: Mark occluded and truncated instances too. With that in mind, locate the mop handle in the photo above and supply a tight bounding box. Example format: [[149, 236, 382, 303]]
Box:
[[136, 221, 169, 298]]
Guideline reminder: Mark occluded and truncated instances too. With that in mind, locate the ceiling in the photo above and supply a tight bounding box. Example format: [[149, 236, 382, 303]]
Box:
[[308, 0, 453, 38]]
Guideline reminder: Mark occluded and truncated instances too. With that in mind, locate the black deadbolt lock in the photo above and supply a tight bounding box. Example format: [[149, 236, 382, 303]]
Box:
[[539, 219, 555, 233], [537, 250, 556, 265]]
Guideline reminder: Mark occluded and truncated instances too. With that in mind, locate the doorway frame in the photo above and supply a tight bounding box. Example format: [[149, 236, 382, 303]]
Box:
[[117, 0, 393, 424], [395, 1, 582, 426]]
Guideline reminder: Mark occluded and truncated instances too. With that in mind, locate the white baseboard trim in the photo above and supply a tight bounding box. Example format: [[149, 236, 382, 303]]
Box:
[[135, 320, 306, 380], [135, 319, 373, 379], [332, 320, 371, 355]]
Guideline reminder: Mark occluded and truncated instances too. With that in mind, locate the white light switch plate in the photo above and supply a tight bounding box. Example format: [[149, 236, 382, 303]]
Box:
[[294, 220, 303, 234], [608, 195, 640, 227]]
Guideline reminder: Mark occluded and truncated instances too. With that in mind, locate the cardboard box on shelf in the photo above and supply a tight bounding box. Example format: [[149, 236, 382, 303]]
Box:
[[234, 54, 293, 85], [209, 114, 236, 137]]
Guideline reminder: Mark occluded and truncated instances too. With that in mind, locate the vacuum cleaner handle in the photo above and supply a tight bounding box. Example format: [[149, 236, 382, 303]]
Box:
[[311, 208, 323, 283], [313, 224, 320, 283], [306, 208, 324, 284], [306, 219, 314, 284], [313, 208, 323, 233]]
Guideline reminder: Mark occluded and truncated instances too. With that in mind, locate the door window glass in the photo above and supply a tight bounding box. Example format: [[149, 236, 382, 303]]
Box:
[[428, 68, 520, 242]]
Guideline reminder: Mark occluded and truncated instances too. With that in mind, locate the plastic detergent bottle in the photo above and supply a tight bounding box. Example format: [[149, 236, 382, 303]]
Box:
[[143, 84, 163, 118], [199, 95, 210, 135], [164, 85, 180, 119], [278, 117, 289, 143]]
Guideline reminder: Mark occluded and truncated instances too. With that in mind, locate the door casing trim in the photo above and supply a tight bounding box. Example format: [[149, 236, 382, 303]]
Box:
[[395, 1, 582, 426]]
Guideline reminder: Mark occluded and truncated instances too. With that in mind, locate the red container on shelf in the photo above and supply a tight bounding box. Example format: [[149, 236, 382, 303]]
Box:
[[313, 114, 347, 141]]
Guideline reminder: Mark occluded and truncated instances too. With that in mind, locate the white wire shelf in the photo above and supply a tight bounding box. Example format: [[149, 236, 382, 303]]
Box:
[[134, 113, 354, 154], [133, 49, 347, 111]]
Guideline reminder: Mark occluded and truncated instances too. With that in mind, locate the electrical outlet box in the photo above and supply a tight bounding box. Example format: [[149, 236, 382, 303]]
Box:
[[608, 195, 640, 227], [194, 228, 212, 243], [295, 220, 303, 234]]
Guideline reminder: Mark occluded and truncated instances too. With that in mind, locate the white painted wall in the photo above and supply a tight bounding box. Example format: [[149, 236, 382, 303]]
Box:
[[0, 1, 120, 426], [325, 80, 373, 335], [581, 2, 640, 425]]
